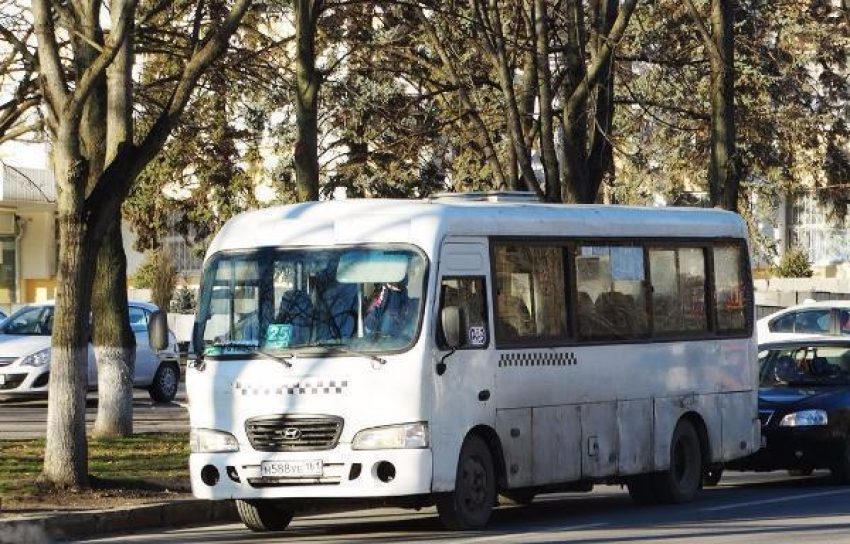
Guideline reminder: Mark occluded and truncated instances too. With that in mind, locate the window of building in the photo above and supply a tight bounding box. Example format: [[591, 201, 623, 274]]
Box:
[[713, 244, 748, 333], [493, 244, 567, 344], [575, 245, 648, 339], [649, 247, 708, 334], [439, 276, 489, 349], [0, 236, 16, 305]]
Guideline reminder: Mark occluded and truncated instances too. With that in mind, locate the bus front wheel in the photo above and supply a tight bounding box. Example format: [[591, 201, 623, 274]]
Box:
[[235, 499, 294, 532], [437, 435, 496, 530]]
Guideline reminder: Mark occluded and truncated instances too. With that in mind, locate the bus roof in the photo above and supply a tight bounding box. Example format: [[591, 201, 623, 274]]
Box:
[[206, 198, 748, 259]]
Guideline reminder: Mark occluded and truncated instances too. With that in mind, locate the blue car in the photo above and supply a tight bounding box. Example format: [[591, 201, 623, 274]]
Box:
[[727, 338, 850, 482]]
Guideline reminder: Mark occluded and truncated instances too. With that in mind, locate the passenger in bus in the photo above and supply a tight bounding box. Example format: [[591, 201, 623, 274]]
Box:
[[276, 287, 314, 345], [314, 265, 358, 341], [363, 280, 413, 339]]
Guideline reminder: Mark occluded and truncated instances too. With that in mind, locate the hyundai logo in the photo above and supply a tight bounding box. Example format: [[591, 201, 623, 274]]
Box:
[[281, 427, 302, 440]]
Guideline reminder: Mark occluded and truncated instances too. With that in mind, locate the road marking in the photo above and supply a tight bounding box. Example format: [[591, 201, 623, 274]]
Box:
[[456, 522, 609, 543], [700, 488, 850, 512]]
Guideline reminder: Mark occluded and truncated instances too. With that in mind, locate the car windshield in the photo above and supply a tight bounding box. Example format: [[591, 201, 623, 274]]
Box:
[[0, 306, 54, 336], [197, 246, 428, 356], [759, 345, 850, 386]]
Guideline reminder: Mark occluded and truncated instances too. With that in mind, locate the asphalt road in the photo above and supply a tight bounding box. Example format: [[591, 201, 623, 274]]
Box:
[[82, 471, 850, 543], [0, 384, 188, 439]]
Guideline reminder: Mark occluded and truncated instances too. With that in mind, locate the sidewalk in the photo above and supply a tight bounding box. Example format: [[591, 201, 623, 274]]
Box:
[[0, 499, 237, 543]]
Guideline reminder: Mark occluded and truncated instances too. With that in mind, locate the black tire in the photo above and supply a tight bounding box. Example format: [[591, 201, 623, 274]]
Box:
[[653, 419, 703, 504], [501, 489, 536, 506], [436, 435, 496, 530], [148, 362, 180, 403], [789, 468, 814, 477], [235, 499, 294, 532], [830, 440, 850, 484], [703, 465, 724, 487], [627, 474, 657, 505]]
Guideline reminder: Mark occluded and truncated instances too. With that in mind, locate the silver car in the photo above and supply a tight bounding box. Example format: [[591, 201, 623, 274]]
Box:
[[0, 301, 181, 402]]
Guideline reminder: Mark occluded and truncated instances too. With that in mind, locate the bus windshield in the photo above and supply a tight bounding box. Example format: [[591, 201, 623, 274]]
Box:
[[197, 246, 428, 357]]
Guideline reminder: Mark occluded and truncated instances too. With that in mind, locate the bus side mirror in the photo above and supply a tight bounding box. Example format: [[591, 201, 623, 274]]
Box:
[[148, 310, 169, 351], [440, 306, 464, 350]]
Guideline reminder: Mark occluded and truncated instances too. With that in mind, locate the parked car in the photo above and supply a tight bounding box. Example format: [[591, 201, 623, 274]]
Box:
[[723, 338, 850, 482], [757, 301, 850, 343], [0, 301, 181, 402]]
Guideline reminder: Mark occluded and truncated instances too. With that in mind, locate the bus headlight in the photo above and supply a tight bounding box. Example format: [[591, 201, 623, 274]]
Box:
[[20, 348, 51, 367], [190, 428, 239, 453], [779, 410, 828, 427], [352, 422, 429, 450]]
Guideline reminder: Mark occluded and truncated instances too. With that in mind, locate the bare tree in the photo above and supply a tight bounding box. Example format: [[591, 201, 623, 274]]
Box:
[[32, 0, 252, 487]]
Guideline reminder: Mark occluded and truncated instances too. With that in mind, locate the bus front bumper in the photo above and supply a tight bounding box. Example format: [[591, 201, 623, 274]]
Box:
[[189, 447, 433, 500]]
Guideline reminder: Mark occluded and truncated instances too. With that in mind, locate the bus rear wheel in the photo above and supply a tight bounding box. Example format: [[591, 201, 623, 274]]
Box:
[[437, 435, 496, 530], [654, 419, 703, 504], [235, 499, 294, 532]]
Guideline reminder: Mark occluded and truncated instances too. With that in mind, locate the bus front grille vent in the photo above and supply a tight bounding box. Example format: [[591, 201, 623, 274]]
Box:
[[245, 414, 343, 452]]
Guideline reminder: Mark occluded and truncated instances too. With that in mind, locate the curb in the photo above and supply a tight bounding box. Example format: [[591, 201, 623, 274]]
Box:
[[0, 499, 238, 543]]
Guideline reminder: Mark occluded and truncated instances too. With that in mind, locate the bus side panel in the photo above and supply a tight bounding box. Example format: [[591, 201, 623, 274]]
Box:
[[496, 408, 533, 488], [532, 405, 581, 485], [617, 399, 654, 475], [580, 402, 618, 478], [720, 391, 760, 460]]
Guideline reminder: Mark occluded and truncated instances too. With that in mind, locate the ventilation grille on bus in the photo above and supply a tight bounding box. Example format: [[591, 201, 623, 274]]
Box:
[[245, 414, 343, 452]]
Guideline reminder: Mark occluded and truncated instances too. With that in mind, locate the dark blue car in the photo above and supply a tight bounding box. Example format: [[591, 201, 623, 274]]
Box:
[[727, 338, 850, 482]]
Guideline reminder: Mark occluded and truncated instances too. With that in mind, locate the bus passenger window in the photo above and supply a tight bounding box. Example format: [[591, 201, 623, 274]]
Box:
[[439, 277, 489, 349], [493, 245, 568, 344], [649, 247, 707, 335], [575, 245, 648, 340], [713, 244, 748, 333]]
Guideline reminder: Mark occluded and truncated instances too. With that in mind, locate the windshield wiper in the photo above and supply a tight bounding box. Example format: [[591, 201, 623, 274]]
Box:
[[254, 348, 294, 368], [312, 343, 386, 365]]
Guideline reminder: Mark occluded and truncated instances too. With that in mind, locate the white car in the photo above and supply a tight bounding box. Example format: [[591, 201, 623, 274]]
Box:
[[0, 301, 181, 402], [757, 300, 850, 344]]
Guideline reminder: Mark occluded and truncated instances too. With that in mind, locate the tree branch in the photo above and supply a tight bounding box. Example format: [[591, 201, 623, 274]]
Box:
[[565, 0, 638, 119], [32, 0, 69, 108], [682, 0, 723, 61]]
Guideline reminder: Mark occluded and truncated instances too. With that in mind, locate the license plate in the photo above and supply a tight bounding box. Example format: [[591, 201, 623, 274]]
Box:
[[260, 460, 323, 478]]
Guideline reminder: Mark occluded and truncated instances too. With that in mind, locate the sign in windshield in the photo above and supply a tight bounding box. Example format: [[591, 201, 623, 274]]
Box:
[[197, 246, 428, 357]]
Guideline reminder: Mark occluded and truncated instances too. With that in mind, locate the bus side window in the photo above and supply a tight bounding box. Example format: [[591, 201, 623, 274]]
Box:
[[713, 244, 748, 333], [439, 277, 489, 349]]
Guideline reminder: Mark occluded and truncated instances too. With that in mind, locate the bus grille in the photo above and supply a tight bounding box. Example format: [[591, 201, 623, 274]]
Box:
[[245, 414, 343, 452]]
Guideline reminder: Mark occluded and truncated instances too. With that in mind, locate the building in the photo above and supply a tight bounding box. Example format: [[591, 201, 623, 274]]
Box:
[[0, 163, 59, 309]]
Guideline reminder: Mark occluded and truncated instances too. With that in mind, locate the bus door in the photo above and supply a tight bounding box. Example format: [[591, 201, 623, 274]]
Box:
[[430, 239, 496, 492]]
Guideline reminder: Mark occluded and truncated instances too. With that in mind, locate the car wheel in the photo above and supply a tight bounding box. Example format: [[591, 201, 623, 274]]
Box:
[[436, 435, 496, 530], [236, 499, 294, 532], [148, 362, 179, 403], [703, 465, 724, 487], [653, 419, 703, 504]]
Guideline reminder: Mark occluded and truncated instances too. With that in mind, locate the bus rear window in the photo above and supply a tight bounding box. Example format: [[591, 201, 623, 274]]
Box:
[[713, 244, 748, 333]]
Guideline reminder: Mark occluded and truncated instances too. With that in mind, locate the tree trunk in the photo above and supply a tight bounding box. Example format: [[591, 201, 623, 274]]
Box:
[[90, 0, 137, 438], [533, 0, 560, 202], [294, 0, 322, 202], [92, 219, 136, 437], [586, 0, 617, 202], [43, 141, 94, 488], [708, 0, 737, 211]]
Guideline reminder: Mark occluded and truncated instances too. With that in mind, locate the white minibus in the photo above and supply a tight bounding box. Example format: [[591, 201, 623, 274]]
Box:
[[169, 193, 759, 531]]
